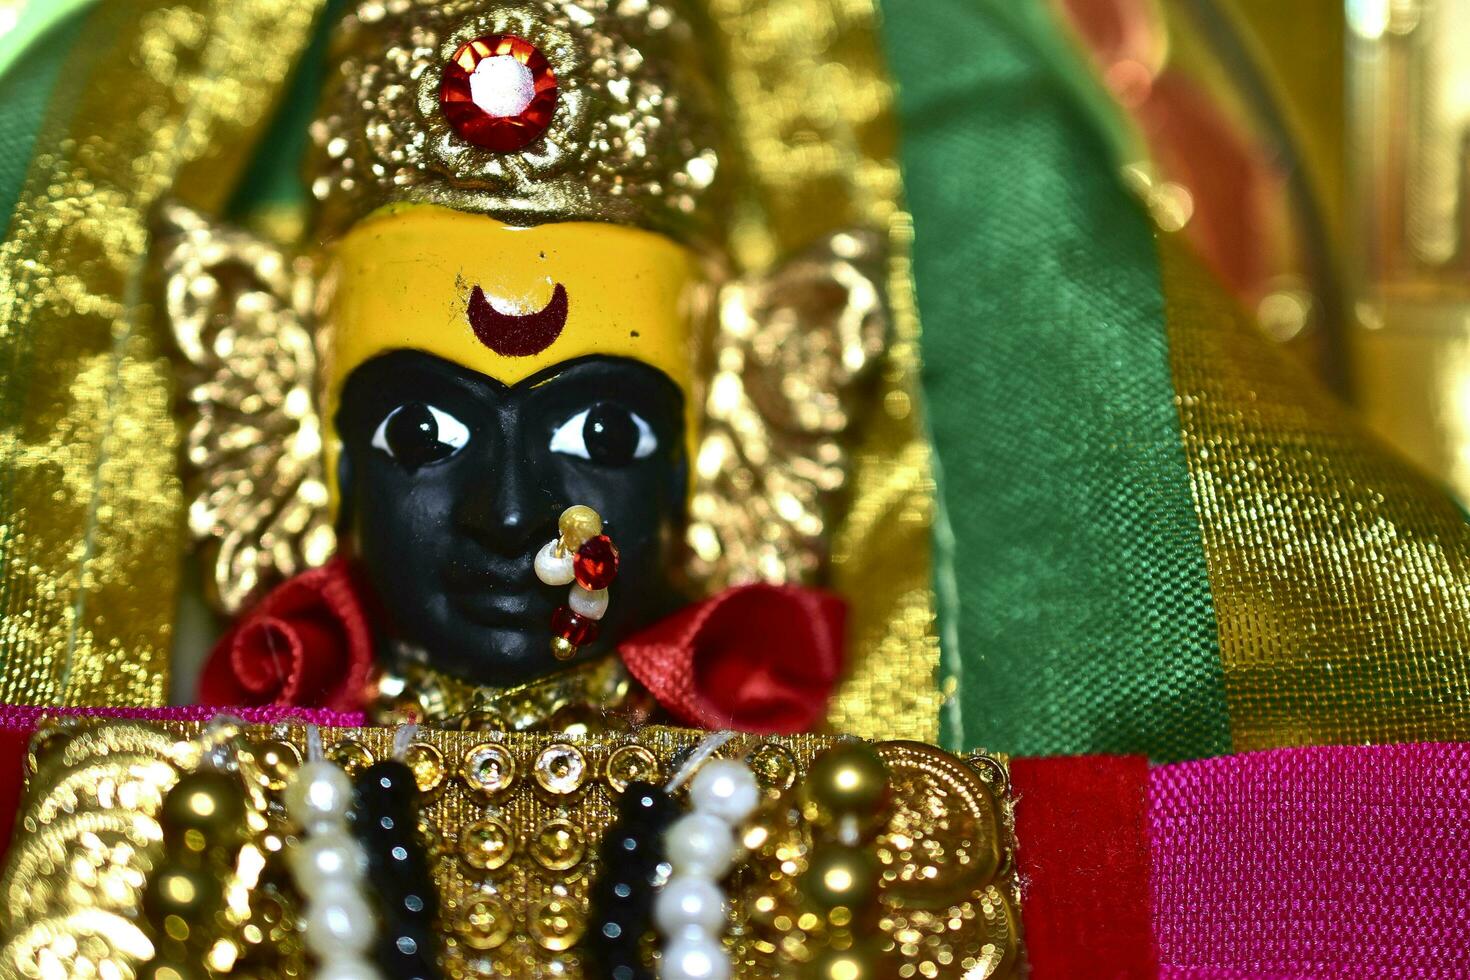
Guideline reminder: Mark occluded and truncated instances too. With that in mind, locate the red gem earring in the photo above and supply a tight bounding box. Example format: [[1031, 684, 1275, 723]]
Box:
[[535, 505, 620, 661]]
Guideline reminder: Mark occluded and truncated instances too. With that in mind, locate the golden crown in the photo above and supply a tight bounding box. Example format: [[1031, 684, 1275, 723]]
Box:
[[307, 0, 728, 243]]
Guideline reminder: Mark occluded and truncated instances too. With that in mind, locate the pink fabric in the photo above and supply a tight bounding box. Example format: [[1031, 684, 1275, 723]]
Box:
[[0, 704, 365, 730], [1150, 742, 1470, 979]]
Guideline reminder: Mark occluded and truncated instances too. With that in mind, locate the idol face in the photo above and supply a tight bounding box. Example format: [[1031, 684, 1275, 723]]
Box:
[[336, 350, 687, 686]]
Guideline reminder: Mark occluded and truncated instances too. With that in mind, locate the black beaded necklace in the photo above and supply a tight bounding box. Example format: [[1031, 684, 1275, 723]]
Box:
[[351, 759, 443, 980], [584, 779, 680, 980]]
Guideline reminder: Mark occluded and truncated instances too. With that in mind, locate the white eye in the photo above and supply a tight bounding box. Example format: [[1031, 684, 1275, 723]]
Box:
[[371, 402, 471, 466], [549, 404, 658, 464]]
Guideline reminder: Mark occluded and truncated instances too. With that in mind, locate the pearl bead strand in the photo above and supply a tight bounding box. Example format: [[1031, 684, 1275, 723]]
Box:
[[285, 725, 383, 980], [655, 741, 760, 980]]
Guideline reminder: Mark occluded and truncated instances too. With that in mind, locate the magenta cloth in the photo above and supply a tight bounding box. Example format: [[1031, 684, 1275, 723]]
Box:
[[0, 704, 365, 730], [1150, 742, 1470, 978]]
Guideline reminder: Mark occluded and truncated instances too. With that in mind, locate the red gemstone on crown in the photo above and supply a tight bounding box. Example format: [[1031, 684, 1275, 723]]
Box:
[[440, 34, 558, 152], [573, 535, 619, 591]]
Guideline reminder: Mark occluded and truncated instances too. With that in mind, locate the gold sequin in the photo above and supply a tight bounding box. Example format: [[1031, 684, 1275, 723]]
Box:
[[403, 742, 446, 794], [459, 818, 515, 872], [747, 742, 799, 793], [530, 896, 583, 952], [532, 743, 587, 796], [529, 820, 585, 872], [327, 739, 375, 778], [462, 743, 517, 797], [604, 744, 659, 793], [455, 896, 513, 951]]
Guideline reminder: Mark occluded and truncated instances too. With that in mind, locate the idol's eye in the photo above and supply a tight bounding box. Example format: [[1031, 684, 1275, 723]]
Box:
[[371, 401, 470, 470], [549, 402, 657, 465]]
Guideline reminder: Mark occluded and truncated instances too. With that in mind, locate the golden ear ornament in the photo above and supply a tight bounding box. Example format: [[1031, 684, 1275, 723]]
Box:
[[686, 229, 890, 590], [155, 204, 336, 616]]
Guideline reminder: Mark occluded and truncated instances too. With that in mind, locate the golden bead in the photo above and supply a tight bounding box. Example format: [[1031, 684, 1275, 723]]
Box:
[[550, 636, 577, 661], [806, 744, 889, 818], [145, 863, 220, 921], [557, 505, 602, 550], [137, 958, 205, 980], [802, 843, 880, 910], [809, 945, 887, 980], [160, 770, 246, 849], [243, 738, 301, 793]]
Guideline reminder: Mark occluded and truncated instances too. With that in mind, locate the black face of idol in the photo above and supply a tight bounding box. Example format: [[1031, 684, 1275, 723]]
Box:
[[336, 351, 688, 687]]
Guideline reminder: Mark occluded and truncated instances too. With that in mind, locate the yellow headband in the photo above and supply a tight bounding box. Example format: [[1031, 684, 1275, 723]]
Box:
[[323, 205, 704, 498]]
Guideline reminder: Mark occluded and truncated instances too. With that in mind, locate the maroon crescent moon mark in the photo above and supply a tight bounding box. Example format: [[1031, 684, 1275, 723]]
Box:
[[467, 282, 569, 356]]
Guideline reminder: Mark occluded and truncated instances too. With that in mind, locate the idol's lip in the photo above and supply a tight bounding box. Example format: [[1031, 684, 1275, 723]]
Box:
[[445, 589, 546, 629], [442, 556, 533, 590]]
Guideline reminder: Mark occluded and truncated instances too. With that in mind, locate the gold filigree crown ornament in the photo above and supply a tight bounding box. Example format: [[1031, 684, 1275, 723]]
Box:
[[309, 0, 729, 243]]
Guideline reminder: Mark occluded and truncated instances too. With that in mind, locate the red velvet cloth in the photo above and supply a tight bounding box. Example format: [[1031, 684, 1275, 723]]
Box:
[[620, 583, 846, 733], [199, 558, 374, 712], [201, 560, 846, 733], [1011, 754, 1159, 979]]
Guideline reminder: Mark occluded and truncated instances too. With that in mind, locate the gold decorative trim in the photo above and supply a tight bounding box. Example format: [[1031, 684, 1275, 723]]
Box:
[[309, 0, 727, 243], [155, 202, 335, 615], [2, 719, 1023, 978]]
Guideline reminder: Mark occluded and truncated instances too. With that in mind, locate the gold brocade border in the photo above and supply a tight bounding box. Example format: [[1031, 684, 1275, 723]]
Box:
[[1161, 236, 1470, 750], [702, 0, 943, 741], [0, 0, 327, 705], [1, 720, 1022, 978]]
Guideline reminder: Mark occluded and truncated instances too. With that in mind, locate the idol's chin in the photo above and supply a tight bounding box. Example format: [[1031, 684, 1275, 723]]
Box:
[[418, 620, 598, 688]]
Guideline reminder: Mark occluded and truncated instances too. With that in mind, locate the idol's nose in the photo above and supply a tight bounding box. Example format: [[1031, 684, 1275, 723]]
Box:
[[453, 447, 559, 558]]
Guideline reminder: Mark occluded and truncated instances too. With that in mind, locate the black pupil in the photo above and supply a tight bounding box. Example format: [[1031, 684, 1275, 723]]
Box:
[[385, 401, 454, 469], [583, 403, 639, 464]]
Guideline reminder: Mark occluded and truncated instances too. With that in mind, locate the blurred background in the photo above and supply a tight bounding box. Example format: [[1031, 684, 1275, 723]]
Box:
[[7, 0, 1465, 498], [4, 0, 1469, 729]]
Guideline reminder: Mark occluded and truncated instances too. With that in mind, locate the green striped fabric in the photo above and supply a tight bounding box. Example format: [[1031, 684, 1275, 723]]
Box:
[[882, 0, 1232, 761]]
